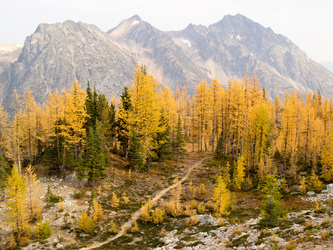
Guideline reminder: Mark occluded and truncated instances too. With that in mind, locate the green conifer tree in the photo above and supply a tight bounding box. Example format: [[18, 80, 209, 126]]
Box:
[[76, 154, 85, 182], [154, 109, 172, 162], [84, 127, 106, 185], [128, 129, 144, 171], [215, 133, 225, 160], [117, 86, 132, 158], [260, 173, 286, 227]]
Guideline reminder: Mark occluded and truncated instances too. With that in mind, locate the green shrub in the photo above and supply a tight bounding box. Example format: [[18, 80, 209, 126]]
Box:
[[72, 189, 87, 199], [46, 185, 63, 203], [35, 221, 52, 239]]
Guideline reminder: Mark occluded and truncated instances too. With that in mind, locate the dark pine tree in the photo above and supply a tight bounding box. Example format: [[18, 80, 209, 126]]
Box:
[[173, 114, 186, 161], [128, 129, 144, 171], [85, 82, 99, 131], [215, 132, 225, 160], [76, 154, 85, 183], [154, 109, 172, 162], [117, 86, 132, 158], [84, 127, 107, 186]]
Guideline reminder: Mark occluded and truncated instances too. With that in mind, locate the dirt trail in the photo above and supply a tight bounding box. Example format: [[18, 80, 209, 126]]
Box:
[[82, 156, 206, 250]]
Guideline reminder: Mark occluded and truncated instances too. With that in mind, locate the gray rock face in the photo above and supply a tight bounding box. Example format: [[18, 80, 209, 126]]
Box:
[[169, 14, 333, 98], [1, 14, 333, 106], [0, 21, 137, 106], [108, 15, 209, 95]]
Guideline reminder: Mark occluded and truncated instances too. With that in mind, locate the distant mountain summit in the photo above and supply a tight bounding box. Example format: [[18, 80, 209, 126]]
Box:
[[169, 14, 333, 97], [1, 14, 333, 106], [108, 15, 208, 94], [0, 20, 136, 105]]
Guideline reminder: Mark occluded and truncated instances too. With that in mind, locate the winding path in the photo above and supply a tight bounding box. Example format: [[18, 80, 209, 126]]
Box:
[[81, 156, 206, 249]]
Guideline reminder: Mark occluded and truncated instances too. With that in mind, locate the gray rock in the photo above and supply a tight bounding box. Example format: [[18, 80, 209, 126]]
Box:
[[194, 214, 217, 225], [307, 191, 315, 196]]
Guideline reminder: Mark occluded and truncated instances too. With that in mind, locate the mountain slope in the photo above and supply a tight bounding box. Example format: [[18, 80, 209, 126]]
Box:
[[0, 20, 137, 106], [1, 14, 333, 107], [108, 15, 209, 94], [169, 14, 333, 98]]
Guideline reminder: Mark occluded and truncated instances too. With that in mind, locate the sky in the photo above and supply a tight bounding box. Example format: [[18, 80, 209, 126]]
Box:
[[1, 0, 332, 63]]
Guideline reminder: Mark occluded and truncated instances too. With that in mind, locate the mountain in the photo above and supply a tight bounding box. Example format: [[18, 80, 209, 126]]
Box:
[[0, 43, 23, 74], [107, 15, 209, 94], [0, 20, 136, 106], [1, 14, 333, 107], [168, 14, 333, 98]]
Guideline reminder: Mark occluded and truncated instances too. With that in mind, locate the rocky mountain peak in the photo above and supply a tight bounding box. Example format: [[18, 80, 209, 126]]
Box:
[[1, 14, 333, 107]]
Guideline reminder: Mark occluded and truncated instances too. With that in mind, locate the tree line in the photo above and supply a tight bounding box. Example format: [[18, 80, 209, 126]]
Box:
[[1, 65, 333, 188]]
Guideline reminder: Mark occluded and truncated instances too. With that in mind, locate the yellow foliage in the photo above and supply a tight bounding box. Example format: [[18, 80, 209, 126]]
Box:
[[184, 203, 197, 217], [185, 217, 199, 227], [122, 192, 129, 205], [59, 199, 64, 212], [198, 202, 206, 214], [130, 221, 139, 233], [307, 170, 323, 192], [217, 218, 225, 226], [190, 200, 198, 209], [77, 212, 95, 234], [5, 164, 30, 237], [300, 176, 307, 194], [97, 185, 102, 195], [90, 199, 103, 222], [199, 183, 206, 195], [24, 165, 43, 221], [108, 220, 118, 234], [212, 175, 233, 217], [111, 192, 119, 208], [189, 181, 197, 199], [140, 197, 152, 223], [233, 155, 245, 191], [151, 208, 164, 224], [169, 178, 183, 217], [7, 233, 16, 249]]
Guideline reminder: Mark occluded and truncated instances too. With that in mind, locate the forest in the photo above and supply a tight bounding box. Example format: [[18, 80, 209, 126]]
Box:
[[1, 65, 333, 248]]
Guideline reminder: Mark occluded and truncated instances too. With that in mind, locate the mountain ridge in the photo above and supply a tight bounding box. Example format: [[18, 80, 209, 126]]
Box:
[[1, 14, 333, 106]]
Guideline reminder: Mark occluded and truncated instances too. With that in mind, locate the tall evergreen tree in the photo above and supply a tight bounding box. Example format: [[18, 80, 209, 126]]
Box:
[[128, 129, 144, 171], [84, 127, 106, 186], [118, 86, 132, 158], [260, 173, 286, 227], [154, 109, 172, 162], [215, 133, 225, 160], [85, 82, 99, 130]]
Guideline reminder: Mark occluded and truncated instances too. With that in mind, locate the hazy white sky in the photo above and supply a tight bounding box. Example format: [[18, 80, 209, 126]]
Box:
[[1, 0, 332, 62]]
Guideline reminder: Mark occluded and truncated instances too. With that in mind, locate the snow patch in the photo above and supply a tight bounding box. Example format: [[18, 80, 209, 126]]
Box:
[[250, 53, 254, 56], [194, 49, 200, 53], [230, 35, 234, 39], [180, 39, 191, 47], [194, 56, 200, 61], [132, 20, 140, 25], [236, 35, 241, 40]]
